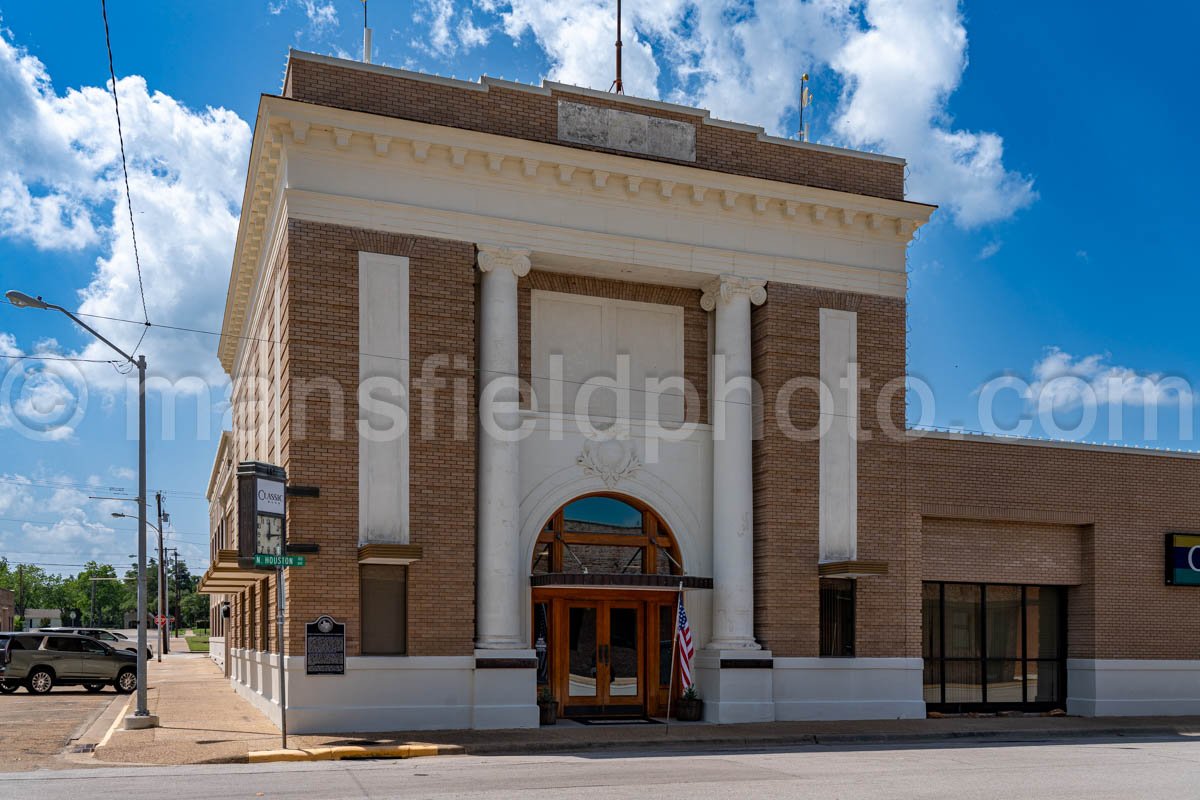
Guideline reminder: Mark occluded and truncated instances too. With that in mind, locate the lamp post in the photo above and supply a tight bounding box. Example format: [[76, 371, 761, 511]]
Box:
[[6, 289, 156, 728]]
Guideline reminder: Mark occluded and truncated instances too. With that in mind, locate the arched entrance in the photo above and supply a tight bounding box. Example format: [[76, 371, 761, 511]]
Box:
[[530, 494, 711, 718]]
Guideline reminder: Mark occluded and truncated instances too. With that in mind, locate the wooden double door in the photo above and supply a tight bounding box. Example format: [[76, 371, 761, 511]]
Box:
[[536, 591, 678, 717]]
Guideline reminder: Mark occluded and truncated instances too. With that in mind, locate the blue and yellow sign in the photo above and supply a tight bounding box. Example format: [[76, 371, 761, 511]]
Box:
[[1166, 533, 1200, 586]]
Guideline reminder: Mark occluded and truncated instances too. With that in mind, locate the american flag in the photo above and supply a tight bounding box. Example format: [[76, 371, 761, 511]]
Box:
[[675, 595, 695, 690]]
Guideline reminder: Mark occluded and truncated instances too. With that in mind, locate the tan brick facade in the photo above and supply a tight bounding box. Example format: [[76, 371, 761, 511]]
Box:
[[907, 436, 1200, 660], [752, 284, 911, 658]]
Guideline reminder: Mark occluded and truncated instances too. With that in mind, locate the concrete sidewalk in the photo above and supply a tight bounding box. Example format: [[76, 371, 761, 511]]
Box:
[[85, 655, 1200, 766]]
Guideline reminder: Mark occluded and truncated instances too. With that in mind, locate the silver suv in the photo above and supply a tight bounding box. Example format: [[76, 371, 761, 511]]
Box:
[[0, 632, 138, 694], [40, 627, 152, 660]]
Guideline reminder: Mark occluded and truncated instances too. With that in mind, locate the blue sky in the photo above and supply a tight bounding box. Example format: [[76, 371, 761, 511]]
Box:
[[1, 0, 1198, 576]]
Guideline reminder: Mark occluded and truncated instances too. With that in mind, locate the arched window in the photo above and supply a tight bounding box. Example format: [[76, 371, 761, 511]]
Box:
[[531, 494, 683, 576]]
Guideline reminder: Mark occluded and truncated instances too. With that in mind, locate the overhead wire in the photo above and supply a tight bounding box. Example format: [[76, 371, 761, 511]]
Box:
[[100, 0, 151, 347]]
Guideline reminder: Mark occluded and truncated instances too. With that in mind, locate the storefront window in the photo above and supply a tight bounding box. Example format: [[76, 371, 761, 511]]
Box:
[[922, 582, 1066, 711]]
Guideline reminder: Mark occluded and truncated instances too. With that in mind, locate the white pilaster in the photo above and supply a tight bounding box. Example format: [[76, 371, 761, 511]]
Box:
[[819, 308, 858, 562], [702, 275, 766, 650], [475, 245, 531, 650]]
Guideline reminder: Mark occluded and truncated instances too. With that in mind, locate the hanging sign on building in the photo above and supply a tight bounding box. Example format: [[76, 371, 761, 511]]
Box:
[[305, 615, 346, 675], [1164, 533, 1200, 586], [237, 461, 288, 565]]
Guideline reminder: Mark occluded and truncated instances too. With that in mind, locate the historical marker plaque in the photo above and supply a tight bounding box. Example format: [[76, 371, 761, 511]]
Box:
[[305, 615, 345, 675]]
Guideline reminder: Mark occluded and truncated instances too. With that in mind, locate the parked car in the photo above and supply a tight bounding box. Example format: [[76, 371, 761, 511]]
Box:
[[40, 627, 152, 660], [0, 632, 138, 694]]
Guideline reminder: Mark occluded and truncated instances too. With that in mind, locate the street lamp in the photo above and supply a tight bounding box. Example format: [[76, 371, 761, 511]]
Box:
[[6, 289, 156, 729]]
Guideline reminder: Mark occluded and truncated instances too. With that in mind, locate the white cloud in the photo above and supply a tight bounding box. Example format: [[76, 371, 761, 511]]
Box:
[[1028, 348, 1194, 411], [464, 0, 1033, 227], [301, 0, 339, 36], [109, 465, 136, 481], [978, 240, 1002, 260], [0, 29, 251, 394], [0, 474, 33, 516]]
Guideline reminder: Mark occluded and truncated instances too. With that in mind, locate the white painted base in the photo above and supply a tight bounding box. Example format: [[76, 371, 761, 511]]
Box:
[[695, 649, 775, 723], [773, 658, 925, 720], [230, 648, 478, 733], [228, 647, 540, 733], [472, 649, 540, 730], [1067, 659, 1200, 716], [209, 636, 225, 670]]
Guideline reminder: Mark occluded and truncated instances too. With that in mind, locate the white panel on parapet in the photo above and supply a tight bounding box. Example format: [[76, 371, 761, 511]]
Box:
[[819, 308, 858, 563], [358, 252, 410, 545]]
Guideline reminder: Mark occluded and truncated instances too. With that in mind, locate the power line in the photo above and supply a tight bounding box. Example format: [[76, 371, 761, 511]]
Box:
[[100, 0, 151, 335], [0, 354, 120, 364]]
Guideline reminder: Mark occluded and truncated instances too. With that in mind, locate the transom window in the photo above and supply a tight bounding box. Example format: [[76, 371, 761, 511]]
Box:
[[532, 495, 682, 576]]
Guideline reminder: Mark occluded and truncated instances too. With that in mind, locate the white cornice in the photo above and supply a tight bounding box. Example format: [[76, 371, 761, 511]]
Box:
[[219, 94, 935, 371], [284, 189, 907, 296], [266, 96, 932, 225]]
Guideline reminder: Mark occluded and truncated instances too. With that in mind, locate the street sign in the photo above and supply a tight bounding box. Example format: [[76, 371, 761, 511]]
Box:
[[254, 553, 306, 568]]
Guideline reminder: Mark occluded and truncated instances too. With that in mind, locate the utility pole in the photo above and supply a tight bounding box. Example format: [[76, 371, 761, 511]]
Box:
[[16, 565, 24, 631], [157, 492, 167, 658], [165, 547, 180, 637]]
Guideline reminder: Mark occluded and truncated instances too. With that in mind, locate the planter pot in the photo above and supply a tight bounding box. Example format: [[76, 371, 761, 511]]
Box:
[[675, 698, 703, 721], [538, 702, 558, 726]]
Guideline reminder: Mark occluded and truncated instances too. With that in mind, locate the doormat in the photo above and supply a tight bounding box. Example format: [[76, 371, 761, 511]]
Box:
[[571, 716, 662, 726]]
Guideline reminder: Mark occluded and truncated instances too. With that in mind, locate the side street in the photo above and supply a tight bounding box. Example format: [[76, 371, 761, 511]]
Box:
[[4, 642, 1200, 774]]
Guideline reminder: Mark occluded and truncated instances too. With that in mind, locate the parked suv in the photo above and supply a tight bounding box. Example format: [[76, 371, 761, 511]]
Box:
[[40, 627, 152, 660], [0, 632, 138, 694]]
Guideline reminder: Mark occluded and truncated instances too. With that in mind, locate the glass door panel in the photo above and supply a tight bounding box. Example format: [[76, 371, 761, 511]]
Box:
[[607, 606, 640, 701], [567, 606, 598, 698]]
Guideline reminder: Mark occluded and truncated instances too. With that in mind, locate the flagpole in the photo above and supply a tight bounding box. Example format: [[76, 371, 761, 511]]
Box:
[[664, 581, 683, 735]]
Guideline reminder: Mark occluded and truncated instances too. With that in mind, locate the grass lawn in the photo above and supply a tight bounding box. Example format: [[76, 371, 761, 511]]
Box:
[[185, 634, 210, 653]]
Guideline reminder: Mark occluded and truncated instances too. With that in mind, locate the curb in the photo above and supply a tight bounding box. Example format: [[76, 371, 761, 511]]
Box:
[[247, 743, 463, 763], [456, 726, 1193, 756]]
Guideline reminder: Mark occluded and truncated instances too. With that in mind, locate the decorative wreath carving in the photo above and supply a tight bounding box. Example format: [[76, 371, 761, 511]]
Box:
[[577, 435, 642, 488]]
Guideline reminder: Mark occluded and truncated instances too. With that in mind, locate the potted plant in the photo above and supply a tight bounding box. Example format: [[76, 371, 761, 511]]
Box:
[[537, 685, 557, 726], [675, 685, 703, 721]]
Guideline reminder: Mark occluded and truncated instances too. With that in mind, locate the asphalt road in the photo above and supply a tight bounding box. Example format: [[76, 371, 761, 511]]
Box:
[[3, 736, 1200, 799], [0, 687, 115, 772]]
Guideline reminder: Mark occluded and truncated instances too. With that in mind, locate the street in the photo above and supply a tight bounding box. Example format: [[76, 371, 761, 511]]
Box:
[[3, 737, 1200, 799]]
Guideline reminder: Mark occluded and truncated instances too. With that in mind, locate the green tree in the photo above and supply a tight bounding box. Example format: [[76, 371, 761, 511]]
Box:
[[179, 592, 209, 629]]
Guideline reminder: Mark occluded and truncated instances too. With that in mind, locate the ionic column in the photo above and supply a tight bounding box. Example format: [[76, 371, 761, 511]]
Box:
[[702, 275, 767, 650], [475, 244, 531, 650]]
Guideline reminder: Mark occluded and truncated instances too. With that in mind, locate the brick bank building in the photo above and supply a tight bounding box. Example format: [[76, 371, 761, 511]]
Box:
[[199, 50, 1200, 732]]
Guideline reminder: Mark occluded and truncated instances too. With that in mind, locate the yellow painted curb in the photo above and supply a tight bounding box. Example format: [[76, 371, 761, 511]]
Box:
[[248, 743, 454, 763]]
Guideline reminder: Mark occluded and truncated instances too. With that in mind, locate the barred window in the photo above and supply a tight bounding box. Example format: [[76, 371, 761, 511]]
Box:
[[819, 578, 855, 657]]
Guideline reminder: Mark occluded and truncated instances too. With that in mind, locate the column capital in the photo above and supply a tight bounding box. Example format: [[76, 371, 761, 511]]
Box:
[[477, 244, 532, 278], [700, 275, 767, 311]]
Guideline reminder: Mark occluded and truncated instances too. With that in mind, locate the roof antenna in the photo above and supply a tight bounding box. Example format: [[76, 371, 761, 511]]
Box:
[[609, 0, 624, 94], [798, 72, 811, 142], [362, 0, 372, 64]]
